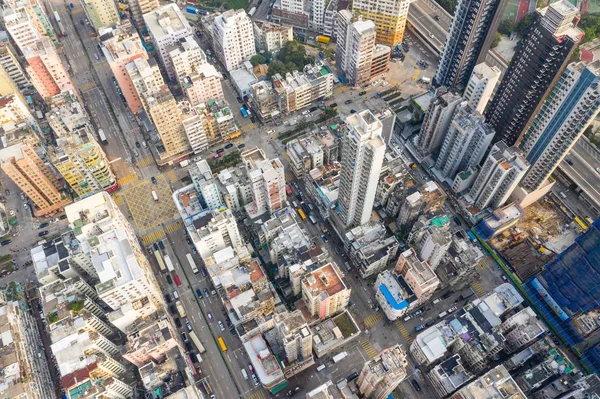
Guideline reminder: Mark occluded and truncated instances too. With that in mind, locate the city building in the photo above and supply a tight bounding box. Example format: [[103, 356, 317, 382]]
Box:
[[396, 180, 446, 226], [304, 163, 340, 219], [0, 142, 71, 215], [100, 22, 148, 114], [497, 307, 547, 353], [253, 21, 293, 53], [447, 365, 526, 399], [286, 135, 324, 178], [180, 102, 208, 153], [181, 65, 224, 107], [126, 57, 165, 111], [428, 354, 473, 397], [248, 80, 280, 122], [463, 62, 501, 114], [121, 313, 180, 367], [336, 11, 376, 87], [351, 0, 409, 47], [416, 87, 462, 155], [473, 202, 524, 240], [0, 92, 36, 134], [345, 221, 399, 277], [434, 0, 507, 89], [243, 334, 286, 393], [81, 0, 119, 30], [0, 42, 30, 90], [409, 216, 452, 269], [272, 65, 334, 114], [213, 9, 256, 71], [191, 208, 244, 261], [375, 270, 416, 321], [216, 165, 253, 213], [310, 311, 361, 357], [3, 0, 54, 54], [143, 4, 192, 81], [307, 380, 359, 398], [180, 100, 238, 151], [338, 110, 386, 228], [189, 159, 224, 210], [241, 147, 286, 217], [356, 345, 408, 399], [469, 141, 529, 210], [128, 0, 158, 29], [519, 60, 600, 191], [24, 37, 75, 99], [485, 0, 584, 147], [302, 262, 351, 319], [144, 86, 191, 162], [168, 36, 207, 83], [272, 0, 309, 29], [0, 290, 56, 399], [275, 310, 312, 363], [435, 107, 495, 180], [394, 248, 439, 303]]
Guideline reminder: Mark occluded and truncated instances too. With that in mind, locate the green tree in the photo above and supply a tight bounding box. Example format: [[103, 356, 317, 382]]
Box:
[[267, 60, 287, 77], [516, 14, 534, 36], [250, 54, 266, 66], [491, 32, 501, 48], [498, 19, 516, 35]]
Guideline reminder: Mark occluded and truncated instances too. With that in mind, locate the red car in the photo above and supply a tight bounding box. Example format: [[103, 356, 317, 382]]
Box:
[[173, 274, 182, 286], [213, 153, 222, 159]]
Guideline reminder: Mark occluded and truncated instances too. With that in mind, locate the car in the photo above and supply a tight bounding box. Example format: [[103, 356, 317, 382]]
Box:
[[425, 319, 436, 327], [501, 273, 509, 283], [195, 30, 201, 37], [344, 99, 352, 104], [153, 243, 159, 250], [186, 238, 192, 245], [216, 148, 224, 154], [151, 176, 157, 184], [165, 294, 172, 303], [236, 96, 242, 103], [350, 109, 357, 114], [412, 309, 423, 317], [158, 241, 165, 249], [213, 153, 222, 159], [174, 317, 182, 328], [432, 298, 442, 305], [207, 312, 213, 322], [9, 209, 15, 216], [38, 231, 48, 237], [434, 15, 440, 20], [321, 235, 328, 243], [267, 129, 275, 135], [23, 203, 28, 208], [173, 274, 182, 286], [186, 319, 193, 331], [19, 192, 25, 200], [185, 341, 192, 352], [403, 315, 411, 322], [218, 320, 225, 331], [359, 91, 367, 95], [329, 103, 337, 108], [166, 275, 173, 284], [39, 222, 49, 229], [596, 167, 600, 174], [59, 214, 68, 220], [411, 379, 422, 392], [196, 289, 203, 299], [1, 240, 11, 246], [182, 332, 188, 342], [248, 363, 254, 372], [447, 306, 458, 313], [309, 106, 318, 112], [302, 110, 309, 116], [238, 143, 246, 149], [211, 290, 217, 297], [135, 141, 141, 148], [566, 158, 574, 166], [225, 143, 234, 149], [79, 19, 84, 25], [85, 18, 89, 24], [453, 216, 462, 226], [191, 247, 197, 255], [250, 116, 256, 123], [169, 304, 177, 314], [204, 288, 210, 297], [415, 324, 425, 332], [252, 374, 259, 386]]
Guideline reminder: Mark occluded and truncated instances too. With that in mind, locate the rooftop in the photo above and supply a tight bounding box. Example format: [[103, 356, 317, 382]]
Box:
[[243, 334, 284, 385], [451, 365, 526, 399], [303, 263, 346, 297], [143, 4, 190, 40]]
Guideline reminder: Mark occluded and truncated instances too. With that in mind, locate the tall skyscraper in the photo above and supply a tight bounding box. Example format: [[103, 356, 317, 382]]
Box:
[[485, 0, 583, 146], [519, 60, 600, 191], [435, 107, 495, 179], [434, 0, 507, 89], [352, 0, 410, 47], [463, 62, 501, 114], [469, 141, 529, 210], [417, 87, 462, 154], [338, 110, 386, 228], [213, 9, 256, 72]]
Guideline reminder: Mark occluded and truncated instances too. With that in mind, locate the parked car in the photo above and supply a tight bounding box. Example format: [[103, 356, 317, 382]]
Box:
[[169, 304, 177, 314], [218, 320, 225, 331], [185, 319, 193, 332], [359, 91, 367, 96], [39, 222, 49, 229], [207, 312, 213, 322], [415, 324, 425, 332], [344, 99, 352, 104], [329, 103, 337, 108], [225, 143, 234, 149], [173, 274, 182, 286], [135, 141, 141, 148], [158, 241, 165, 249], [151, 176, 157, 184], [203, 288, 210, 297], [165, 294, 172, 303], [166, 275, 173, 284], [350, 109, 357, 114], [196, 289, 203, 298], [59, 214, 68, 220], [216, 148, 224, 154], [447, 306, 458, 313], [321, 235, 328, 243], [38, 231, 48, 237], [238, 143, 246, 149], [174, 317, 182, 328], [411, 379, 422, 392], [1, 240, 11, 246], [411, 309, 423, 317]]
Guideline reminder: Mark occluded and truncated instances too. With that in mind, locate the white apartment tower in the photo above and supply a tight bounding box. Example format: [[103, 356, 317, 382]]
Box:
[[126, 57, 165, 111], [81, 0, 119, 30], [469, 141, 529, 210], [519, 60, 600, 191], [242, 147, 286, 217], [213, 9, 256, 71], [417, 87, 462, 155], [168, 36, 208, 83], [143, 4, 192, 81], [336, 11, 377, 87], [463, 62, 501, 114], [338, 110, 386, 228], [435, 107, 495, 179]]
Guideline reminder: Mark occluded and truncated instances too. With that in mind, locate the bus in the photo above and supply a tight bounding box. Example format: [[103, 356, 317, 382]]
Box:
[[217, 337, 227, 352], [164, 255, 175, 272], [154, 251, 166, 272], [186, 253, 199, 274], [189, 332, 206, 354], [98, 129, 107, 144], [297, 208, 307, 221], [574, 216, 589, 232]]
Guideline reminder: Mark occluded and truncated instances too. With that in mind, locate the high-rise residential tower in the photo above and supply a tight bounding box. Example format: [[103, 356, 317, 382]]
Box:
[[352, 0, 410, 47], [417, 87, 462, 154], [213, 9, 256, 71], [338, 110, 386, 228], [485, 0, 584, 146], [434, 0, 508, 89], [519, 60, 600, 191], [463, 62, 501, 114]]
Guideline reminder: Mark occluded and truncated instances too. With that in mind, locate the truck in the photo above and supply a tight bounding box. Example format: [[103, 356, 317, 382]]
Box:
[[248, 6, 256, 16], [332, 352, 347, 363], [164, 255, 175, 272], [189, 331, 206, 354], [240, 108, 249, 118], [176, 300, 187, 318], [317, 35, 330, 44], [185, 5, 198, 13], [186, 253, 199, 274], [151, 190, 159, 201], [98, 129, 108, 144], [420, 77, 431, 84]]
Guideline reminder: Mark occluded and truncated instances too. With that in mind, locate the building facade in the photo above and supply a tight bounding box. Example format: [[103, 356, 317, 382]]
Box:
[[81, 0, 119, 30], [463, 62, 501, 114], [357, 345, 408, 399], [352, 0, 410, 47], [302, 263, 351, 319], [417, 87, 462, 155], [213, 9, 256, 71]]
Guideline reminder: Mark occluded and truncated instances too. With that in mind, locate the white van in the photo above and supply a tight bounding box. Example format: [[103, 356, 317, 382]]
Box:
[[316, 365, 326, 372], [438, 311, 448, 319], [173, 290, 179, 300], [241, 369, 248, 380]]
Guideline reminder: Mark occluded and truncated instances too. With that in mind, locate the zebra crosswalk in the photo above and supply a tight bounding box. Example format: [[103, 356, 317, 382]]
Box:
[[360, 337, 377, 359], [244, 390, 268, 399], [165, 219, 184, 233], [137, 156, 154, 167], [80, 82, 96, 91], [364, 312, 383, 329], [118, 173, 138, 187], [472, 281, 486, 297], [475, 256, 495, 271], [141, 227, 166, 245], [395, 320, 412, 343]]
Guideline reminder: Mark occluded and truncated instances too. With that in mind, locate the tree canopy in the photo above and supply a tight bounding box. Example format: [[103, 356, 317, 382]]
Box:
[[267, 41, 315, 78]]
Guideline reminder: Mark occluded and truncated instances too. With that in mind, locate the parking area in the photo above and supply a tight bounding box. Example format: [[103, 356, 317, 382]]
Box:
[[122, 175, 178, 232]]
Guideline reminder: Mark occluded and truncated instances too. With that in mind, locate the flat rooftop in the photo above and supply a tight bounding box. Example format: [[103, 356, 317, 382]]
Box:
[[303, 263, 346, 297]]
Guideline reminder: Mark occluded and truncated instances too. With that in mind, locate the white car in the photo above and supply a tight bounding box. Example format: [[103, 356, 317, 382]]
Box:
[[218, 320, 225, 331], [267, 130, 274, 135]]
